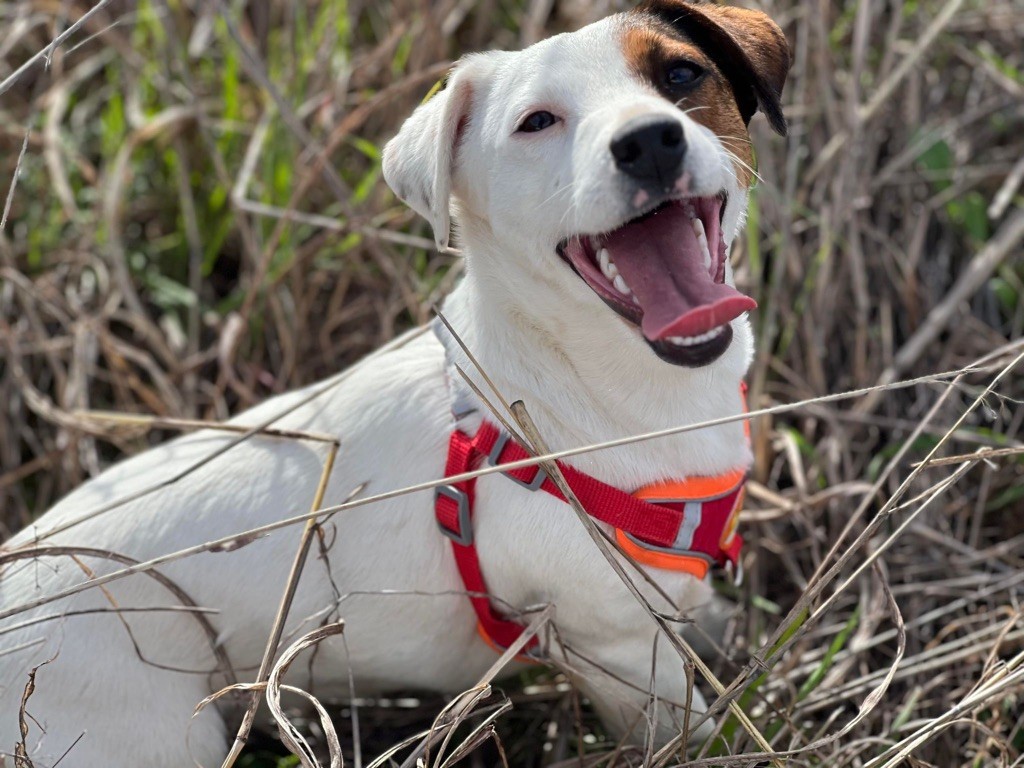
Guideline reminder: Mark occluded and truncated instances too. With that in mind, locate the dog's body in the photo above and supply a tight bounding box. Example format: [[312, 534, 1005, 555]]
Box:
[[0, 4, 789, 765]]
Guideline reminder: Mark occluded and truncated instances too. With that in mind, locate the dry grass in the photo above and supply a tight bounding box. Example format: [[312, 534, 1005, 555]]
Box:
[[1, 0, 1023, 766]]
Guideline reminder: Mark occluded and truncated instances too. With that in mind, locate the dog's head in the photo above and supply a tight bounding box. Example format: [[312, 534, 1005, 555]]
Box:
[[384, 1, 790, 369]]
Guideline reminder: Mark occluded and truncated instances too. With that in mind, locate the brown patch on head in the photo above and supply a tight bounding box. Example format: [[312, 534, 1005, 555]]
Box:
[[628, 1, 791, 136], [620, 21, 755, 187]]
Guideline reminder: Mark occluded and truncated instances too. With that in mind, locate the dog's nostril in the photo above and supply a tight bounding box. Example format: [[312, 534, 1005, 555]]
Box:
[[662, 125, 682, 148], [614, 140, 642, 165]]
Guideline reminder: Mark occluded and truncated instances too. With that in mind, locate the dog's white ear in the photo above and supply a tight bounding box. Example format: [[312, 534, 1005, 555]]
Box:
[[383, 62, 480, 251]]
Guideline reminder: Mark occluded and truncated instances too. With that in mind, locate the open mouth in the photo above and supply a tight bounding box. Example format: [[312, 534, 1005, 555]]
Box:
[[557, 194, 756, 367]]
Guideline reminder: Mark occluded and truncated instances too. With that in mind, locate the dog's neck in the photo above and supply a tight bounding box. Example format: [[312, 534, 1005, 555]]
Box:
[[438, 226, 752, 490]]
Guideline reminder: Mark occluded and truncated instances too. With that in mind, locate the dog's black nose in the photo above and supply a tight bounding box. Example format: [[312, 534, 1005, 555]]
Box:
[[610, 116, 686, 188]]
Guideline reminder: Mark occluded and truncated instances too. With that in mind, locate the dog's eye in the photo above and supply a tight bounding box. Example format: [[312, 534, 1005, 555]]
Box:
[[665, 62, 704, 88], [518, 111, 558, 133]]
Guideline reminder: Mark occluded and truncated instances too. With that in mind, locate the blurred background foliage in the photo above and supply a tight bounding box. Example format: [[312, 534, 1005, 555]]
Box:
[[1, 0, 1023, 765]]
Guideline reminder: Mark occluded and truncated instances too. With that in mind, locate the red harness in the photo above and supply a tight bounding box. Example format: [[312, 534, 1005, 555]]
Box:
[[434, 416, 748, 656]]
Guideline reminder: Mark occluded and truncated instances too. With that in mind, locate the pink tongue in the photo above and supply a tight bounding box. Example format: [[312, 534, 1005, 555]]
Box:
[[605, 205, 756, 341]]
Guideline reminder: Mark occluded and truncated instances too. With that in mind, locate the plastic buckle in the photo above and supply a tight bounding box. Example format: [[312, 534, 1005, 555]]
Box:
[[487, 431, 547, 491], [722, 558, 744, 587], [435, 485, 473, 546]]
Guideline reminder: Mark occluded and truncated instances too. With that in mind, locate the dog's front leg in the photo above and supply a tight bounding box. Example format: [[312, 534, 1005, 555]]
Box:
[[534, 558, 723, 750], [557, 615, 717, 751], [476, 482, 727, 750]]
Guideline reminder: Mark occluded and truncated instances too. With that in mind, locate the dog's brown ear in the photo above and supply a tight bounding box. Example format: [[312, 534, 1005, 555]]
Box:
[[383, 60, 482, 250], [640, 1, 791, 136]]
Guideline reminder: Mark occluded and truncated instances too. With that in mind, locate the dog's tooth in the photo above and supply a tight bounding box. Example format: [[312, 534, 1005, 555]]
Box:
[[690, 216, 712, 270], [598, 248, 619, 281], [665, 327, 728, 347], [613, 275, 630, 295], [589, 236, 601, 251]]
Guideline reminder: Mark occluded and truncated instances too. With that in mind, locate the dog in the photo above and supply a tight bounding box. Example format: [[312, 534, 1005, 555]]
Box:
[[0, 2, 789, 765]]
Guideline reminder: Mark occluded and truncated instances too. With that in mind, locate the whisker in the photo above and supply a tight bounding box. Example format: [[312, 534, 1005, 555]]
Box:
[[534, 179, 578, 210], [718, 145, 764, 184], [558, 202, 578, 234], [725, 154, 762, 184], [676, 103, 710, 115]]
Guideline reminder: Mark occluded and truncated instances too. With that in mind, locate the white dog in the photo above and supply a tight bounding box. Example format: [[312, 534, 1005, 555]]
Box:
[[0, 2, 789, 765]]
